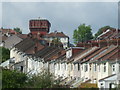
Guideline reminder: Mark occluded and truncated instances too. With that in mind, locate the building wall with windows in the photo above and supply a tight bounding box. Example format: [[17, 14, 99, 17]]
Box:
[[97, 62, 110, 81], [73, 63, 81, 80]]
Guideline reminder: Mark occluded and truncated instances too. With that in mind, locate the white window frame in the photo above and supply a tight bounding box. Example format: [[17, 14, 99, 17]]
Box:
[[94, 63, 97, 72], [112, 64, 115, 72]]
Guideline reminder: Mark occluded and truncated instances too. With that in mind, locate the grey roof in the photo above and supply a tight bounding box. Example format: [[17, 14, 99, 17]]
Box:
[[4, 35, 22, 49], [34, 46, 64, 61], [15, 38, 35, 52]]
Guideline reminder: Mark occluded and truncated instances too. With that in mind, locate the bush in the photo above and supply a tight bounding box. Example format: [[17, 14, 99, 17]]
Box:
[[0, 47, 10, 63], [26, 69, 60, 88], [2, 68, 28, 88]]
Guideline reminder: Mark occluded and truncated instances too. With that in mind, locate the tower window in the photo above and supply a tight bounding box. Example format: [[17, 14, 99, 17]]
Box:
[[41, 22, 42, 25]]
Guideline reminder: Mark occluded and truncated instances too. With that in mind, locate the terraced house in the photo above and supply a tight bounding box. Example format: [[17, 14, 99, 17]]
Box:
[[1, 18, 120, 89]]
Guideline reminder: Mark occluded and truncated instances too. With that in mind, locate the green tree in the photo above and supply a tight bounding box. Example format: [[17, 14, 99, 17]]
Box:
[[26, 69, 60, 88], [94, 26, 114, 39], [0, 47, 10, 63], [13, 27, 22, 34], [73, 24, 93, 44], [2, 68, 28, 88], [2, 68, 61, 88]]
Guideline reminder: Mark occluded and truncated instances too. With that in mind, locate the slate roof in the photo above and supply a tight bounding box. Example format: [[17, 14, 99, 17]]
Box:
[[101, 48, 119, 61], [73, 47, 100, 63], [17, 34, 28, 39], [99, 74, 116, 81], [0, 28, 18, 34], [74, 45, 119, 64], [34, 46, 65, 61], [4, 35, 23, 49], [14, 38, 45, 54], [47, 49, 66, 61], [91, 45, 118, 61], [85, 45, 119, 64], [80, 47, 108, 63], [66, 48, 85, 63], [97, 29, 120, 40], [2, 36, 8, 41], [44, 32, 68, 38]]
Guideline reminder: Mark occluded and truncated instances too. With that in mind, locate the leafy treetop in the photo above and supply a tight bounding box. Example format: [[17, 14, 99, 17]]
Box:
[[73, 24, 93, 44], [13, 27, 22, 34]]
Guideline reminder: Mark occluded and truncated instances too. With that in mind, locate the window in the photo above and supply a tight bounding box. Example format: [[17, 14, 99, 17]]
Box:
[[71, 64, 73, 71], [78, 63, 80, 71], [101, 83, 104, 88], [90, 64, 91, 71], [20, 66, 23, 72], [64, 64, 66, 70], [58, 64, 60, 70], [112, 64, 115, 72], [104, 63, 106, 72], [94, 64, 97, 71], [84, 64, 88, 72], [81, 65, 83, 70], [41, 22, 42, 25], [44, 23, 46, 26], [98, 65, 100, 72]]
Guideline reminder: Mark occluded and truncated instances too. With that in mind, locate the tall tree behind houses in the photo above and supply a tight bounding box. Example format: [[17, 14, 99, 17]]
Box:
[[13, 27, 22, 34], [73, 24, 93, 44], [94, 26, 114, 39]]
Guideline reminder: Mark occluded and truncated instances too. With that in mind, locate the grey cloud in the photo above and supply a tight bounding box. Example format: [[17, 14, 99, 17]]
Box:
[[2, 2, 118, 43]]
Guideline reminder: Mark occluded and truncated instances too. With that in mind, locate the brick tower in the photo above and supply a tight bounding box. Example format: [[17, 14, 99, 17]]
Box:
[[29, 17, 51, 36]]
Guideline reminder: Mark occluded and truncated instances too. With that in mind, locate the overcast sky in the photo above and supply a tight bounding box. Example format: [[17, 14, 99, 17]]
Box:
[[2, 2, 118, 43]]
